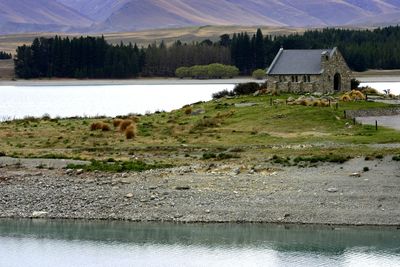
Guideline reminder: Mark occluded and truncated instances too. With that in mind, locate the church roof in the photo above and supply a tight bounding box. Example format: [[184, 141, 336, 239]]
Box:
[[267, 48, 336, 75]]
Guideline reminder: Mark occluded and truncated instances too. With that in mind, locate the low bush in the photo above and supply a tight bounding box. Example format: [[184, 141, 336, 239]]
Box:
[[294, 155, 350, 164], [233, 82, 260, 95], [175, 64, 239, 79], [212, 89, 235, 99], [202, 152, 239, 160], [252, 69, 266, 80], [393, 155, 400, 161]]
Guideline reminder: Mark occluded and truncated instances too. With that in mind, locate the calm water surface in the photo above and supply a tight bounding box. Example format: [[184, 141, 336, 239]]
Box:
[[0, 82, 398, 121], [0, 84, 233, 120], [0, 220, 399, 267]]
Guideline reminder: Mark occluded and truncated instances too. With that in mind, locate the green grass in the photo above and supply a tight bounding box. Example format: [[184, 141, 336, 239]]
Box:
[[67, 160, 173, 172], [0, 94, 399, 166]]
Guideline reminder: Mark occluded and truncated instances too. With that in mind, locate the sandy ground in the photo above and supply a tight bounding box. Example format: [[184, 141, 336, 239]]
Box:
[[0, 157, 399, 226]]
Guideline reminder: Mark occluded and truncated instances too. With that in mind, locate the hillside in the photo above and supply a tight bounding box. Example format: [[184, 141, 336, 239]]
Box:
[[1, 0, 400, 34], [60, 0, 400, 32], [0, 0, 92, 34]]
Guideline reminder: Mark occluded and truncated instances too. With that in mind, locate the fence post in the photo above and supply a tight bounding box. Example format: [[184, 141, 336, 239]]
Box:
[[344, 110, 346, 119], [376, 120, 378, 131]]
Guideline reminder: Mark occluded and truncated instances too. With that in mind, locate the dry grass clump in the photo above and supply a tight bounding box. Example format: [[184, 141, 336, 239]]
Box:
[[130, 116, 140, 123], [184, 106, 193, 115], [91, 122, 111, 131], [339, 94, 352, 102], [120, 120, 133, 131], [125, 124, 137, 139], [113, 119, 123, 128], [340, 90, 366, 102], [101, 124, 111, 131]]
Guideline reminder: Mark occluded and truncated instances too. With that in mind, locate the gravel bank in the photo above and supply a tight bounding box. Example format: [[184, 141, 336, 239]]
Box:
[[0, 157, 399, 226]]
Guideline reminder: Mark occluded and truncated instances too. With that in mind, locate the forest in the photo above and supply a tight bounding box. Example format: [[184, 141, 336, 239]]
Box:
[[13, 26, 400, 79], [0, 51, 12, 60]]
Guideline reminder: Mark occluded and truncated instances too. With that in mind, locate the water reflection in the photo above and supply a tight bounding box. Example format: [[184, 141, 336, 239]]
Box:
[[0, 220, 399, 267]]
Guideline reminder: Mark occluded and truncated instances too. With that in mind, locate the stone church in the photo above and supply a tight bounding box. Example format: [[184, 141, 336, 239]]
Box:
[[266, 47, 352, 93]]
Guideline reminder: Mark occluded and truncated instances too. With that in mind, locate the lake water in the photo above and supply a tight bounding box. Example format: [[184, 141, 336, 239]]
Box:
[[0, 82, 399, 121], [360, 82, 400, 95], [0, 84, 233, 120], [0, 220, 399, 267]]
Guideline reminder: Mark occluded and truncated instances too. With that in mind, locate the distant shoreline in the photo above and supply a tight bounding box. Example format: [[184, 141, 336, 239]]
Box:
[[1, 75, 400, 87], [0, 78, 258, 86]]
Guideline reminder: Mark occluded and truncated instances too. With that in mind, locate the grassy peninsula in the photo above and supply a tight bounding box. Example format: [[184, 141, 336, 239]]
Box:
[[1, 93, 399, 169]]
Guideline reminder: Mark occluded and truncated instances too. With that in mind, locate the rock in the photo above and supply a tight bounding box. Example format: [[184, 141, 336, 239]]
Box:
[[350, 172, 361, 177], [235, 103, 257, 108], [253, 90, 260, 96], [76, 169, 84, 175], [233, 168, 241, 175], [125, 193, 134, 198], [287, 97, 295, 102], [149, 186, 158, 190], [205, 209, 211, 214], [32, 211, 48, 218], [65, 169, 74, 175], [191, 109, 205, 115], [326, 188, 338, 193], [284, 213, 291, 218], [175, 186, 190, 190]]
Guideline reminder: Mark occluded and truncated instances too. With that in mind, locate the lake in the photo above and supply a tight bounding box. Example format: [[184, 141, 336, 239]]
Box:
[[360, 82, 400, 95], [0, 82, 399, 121], [0, 84, 233, 120], [0, 219, 399, 267]]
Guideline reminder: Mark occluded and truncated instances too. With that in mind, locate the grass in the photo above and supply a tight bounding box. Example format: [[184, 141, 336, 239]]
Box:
[[0, 93, 399, 167], [67, 160, 172, 172]]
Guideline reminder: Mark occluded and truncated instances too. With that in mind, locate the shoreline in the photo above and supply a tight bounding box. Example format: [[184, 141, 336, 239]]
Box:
[[0, 75, 400, 86], [1, 157, 399, 226]]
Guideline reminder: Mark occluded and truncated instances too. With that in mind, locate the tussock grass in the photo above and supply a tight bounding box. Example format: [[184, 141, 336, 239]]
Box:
[[120, 120, 133, 131], [113, 119, 123, 128], [0, 93, 399, 165], [125, 124, 136, 139]]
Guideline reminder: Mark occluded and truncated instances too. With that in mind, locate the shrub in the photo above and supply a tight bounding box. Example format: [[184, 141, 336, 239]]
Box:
[[363, 167, 370, 172], [212, 89, 234, 99], [120, 120, 133, 131], [175, 67, 190, 78], [351, 78, 360, 89], [233, 82, 260, 95], [252, 69, 266, 80], [125, 125, 136, 139], [393, 155, 400, 161], [360, 86, 379, 95]]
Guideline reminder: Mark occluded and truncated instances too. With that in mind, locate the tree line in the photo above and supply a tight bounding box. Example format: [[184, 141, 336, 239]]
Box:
[[0, 51, 12, 60], [13, 25, 400, 78]]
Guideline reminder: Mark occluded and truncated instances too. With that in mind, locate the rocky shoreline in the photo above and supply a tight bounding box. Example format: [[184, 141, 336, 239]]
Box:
[[0, 157, 399, 226]]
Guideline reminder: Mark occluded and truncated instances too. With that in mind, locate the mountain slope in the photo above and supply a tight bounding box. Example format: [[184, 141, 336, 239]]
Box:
[[72, 0, 400, 31], [0, 0, 92, 34], [4, 0, 400, 34]]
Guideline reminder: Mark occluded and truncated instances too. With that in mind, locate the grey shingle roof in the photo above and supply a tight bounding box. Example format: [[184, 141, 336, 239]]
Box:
[[267, 48, 334, 75]]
